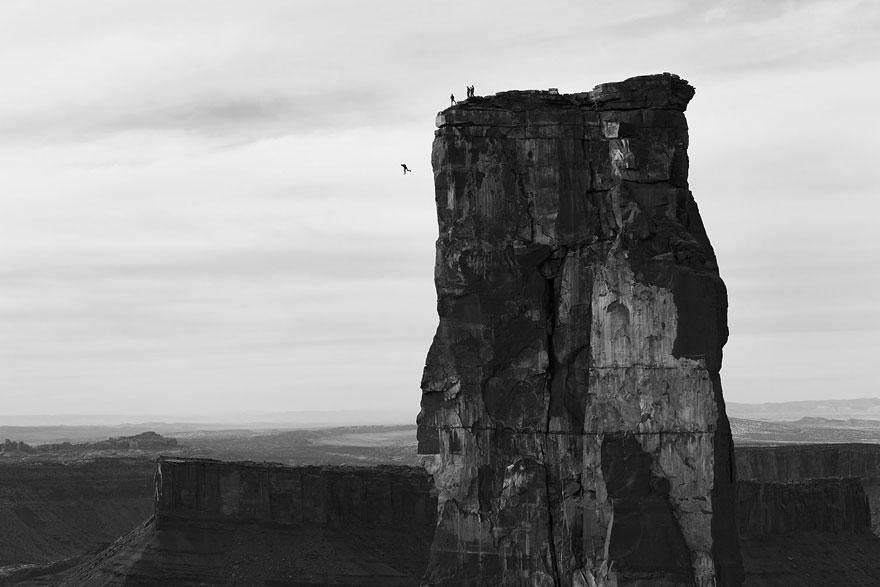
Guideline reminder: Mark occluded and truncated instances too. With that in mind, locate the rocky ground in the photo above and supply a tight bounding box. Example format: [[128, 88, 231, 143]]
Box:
[[0, 459, 155, 583], [731, 417, 880, 445], [179, 425, 419, 465], [0, 426, 424, 583], [3, 422, 880, 584], [58, 516, 429, 586]]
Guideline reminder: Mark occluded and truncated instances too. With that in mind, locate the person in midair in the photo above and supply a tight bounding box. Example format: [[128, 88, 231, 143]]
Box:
[[450, 93, 455, 106], [401, 163, 411, 175]]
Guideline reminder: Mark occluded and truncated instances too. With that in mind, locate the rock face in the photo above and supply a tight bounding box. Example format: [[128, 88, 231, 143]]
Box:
[[0, 459, 154, 572], [155, 458, 436, 532], [736, 444, 880, 482], [737, 444, 880, 537], [418, 73, 743, 585], [62, 459, 438, 585], [736, 478, 871, 538], [735, 477, 880, 586]]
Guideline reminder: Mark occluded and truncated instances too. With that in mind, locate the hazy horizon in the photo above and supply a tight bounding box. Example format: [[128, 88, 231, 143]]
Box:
[[5, 397, 880, 429], [0, 408, 416, 427], [1, 0, 878, 416]]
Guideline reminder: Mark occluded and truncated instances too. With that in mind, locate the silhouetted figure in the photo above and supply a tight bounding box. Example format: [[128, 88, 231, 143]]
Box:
[[401, 163, 411, 175], [450, 93, 455, 106], [466, 85, 474, 98]]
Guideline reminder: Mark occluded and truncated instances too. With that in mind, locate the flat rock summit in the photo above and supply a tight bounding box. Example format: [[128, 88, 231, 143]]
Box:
[[418, 73, 743, 585]]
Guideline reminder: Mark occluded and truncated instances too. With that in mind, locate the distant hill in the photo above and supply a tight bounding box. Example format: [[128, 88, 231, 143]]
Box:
[[731, 417, 880, 445], [0, 432, 181, 463], [0, 410, 415, 429], [728, 398, 880, 421], [0, 410, 415, 444], [1, 432, 177, 454]]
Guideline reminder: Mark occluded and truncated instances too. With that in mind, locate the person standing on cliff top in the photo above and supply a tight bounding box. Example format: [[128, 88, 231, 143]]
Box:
[[450, 93, 455, 106]]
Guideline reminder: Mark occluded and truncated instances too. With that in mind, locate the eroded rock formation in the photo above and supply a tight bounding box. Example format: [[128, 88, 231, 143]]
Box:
[[61, 459, 437, 585], [735, 477, 880, 586], [0, 460, 154, 575], [737, 443, 880, 536], [737, 478, 871, 538], [155, 458, 436, 531], [418, 73, 743, 585], [736, 444, 880, 483]]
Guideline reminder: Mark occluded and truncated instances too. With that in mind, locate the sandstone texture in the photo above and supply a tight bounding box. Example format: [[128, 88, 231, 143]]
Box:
[[16, 451, 880, 585], [61, 458, 437, 585], [0, 459, 154, 578], [735, 478, 880, 586], [419, 73, 743, 585], [155, 457, 436, 531], [736, 478, 870, 538], [737, 444, 880, 536]]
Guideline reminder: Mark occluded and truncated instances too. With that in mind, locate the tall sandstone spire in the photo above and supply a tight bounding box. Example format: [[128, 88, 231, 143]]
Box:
[[418, 74, 743, 586]]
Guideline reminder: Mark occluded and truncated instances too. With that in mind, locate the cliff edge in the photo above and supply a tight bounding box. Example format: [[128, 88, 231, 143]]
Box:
[[419, 73, 743, 585], [737, 443, 880, 536], [61, 459, 437, 585]]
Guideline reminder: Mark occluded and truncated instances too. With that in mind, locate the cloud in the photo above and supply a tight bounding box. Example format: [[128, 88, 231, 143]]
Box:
[[0, 90, 392, 143], [1, 0, 878, 415]]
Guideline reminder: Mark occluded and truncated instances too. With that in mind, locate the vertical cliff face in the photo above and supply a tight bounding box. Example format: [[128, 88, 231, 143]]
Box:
[[419, 73, 743, 586], [736, 444, 880, 483], [736, 478, 871, 538], [736, 444, 880, 536], [62, 459, 437, 585], [155, 458, 436, 533]]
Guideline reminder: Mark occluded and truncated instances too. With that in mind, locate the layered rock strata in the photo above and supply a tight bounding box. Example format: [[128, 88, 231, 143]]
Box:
[[0, 459, 154, 569], [736, 478, 871, 538], [62, 459, 438, 585], [735, 477, 880, 586], [737, 444, 880, 536], [736, 444, 880, 482], [155, 458, 436, 532], [418, 73, 743, 585]]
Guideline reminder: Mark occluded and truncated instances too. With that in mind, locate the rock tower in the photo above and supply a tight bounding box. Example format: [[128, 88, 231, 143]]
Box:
[[418, 73, 743, 585]]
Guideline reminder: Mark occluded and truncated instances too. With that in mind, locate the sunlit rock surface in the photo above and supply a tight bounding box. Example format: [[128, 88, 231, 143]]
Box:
[[418, 73, 743, 585]]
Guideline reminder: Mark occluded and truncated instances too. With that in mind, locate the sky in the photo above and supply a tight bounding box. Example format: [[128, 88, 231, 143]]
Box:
[[0, 0, 878, 420]]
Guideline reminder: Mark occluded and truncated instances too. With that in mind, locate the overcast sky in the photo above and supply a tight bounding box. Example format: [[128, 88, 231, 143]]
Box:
[[1, 0, 878, 420]]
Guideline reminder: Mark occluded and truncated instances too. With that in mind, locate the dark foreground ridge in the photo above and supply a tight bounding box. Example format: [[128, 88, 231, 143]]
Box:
[[60, 458, 436, 585], [420, 72, 741, 585], [737, 478, 871, 537], [0, 459, 154, 582], [737, 443, 880, 536], [737, 477, 880, 586], [45, 453, 880, 585], [735, 445, 880, 586]]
